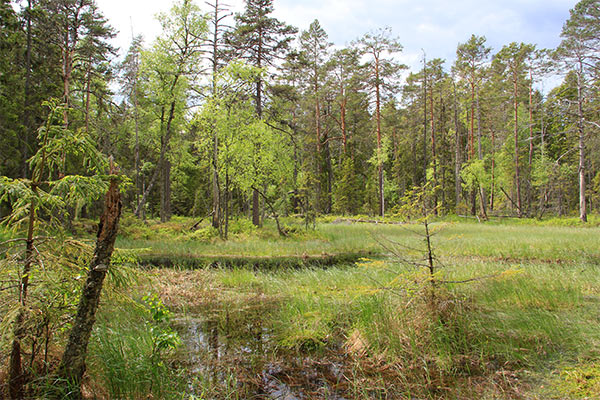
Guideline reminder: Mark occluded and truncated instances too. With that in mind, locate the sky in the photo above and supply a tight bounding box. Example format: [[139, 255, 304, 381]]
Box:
[[96, 0, 577, 79]]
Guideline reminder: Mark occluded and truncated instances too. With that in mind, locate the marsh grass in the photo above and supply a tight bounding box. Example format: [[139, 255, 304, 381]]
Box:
[[86, 295, 186, 399], [156, 253, 600, 398], [117, 219, 600, 266], [13, 217, 593, 398]]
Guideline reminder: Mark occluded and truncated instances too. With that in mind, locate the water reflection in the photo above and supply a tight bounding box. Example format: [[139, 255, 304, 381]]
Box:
[[174, 309, 346, 399]]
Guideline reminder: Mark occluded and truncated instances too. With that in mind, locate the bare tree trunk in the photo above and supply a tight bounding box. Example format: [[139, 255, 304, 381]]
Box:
[[430, 84, 438, 215], [132, 49, 141, 213], [165, 160, 171, 221], [56, 165, 122, 397], [224, 171, 230, 239], [527, 69, 534, 214], [513, 76, 523, 217], [476, 93, 487, 219], [375, 58, 384, 217], [469, 82, 475, 161], [577, 66, 587, 222], [252, 190, 260, 226], [85, 60, 92, 134], [452, 78, 462, 209], [208, 0, 229, 229], [422, 52, 428, 184], [490, 129, 496, 210]]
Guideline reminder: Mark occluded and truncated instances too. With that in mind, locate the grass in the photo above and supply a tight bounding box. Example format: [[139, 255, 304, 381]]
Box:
[[2, 215, 599, 398], [139, 216, 600, 398], [116, 216, 600, 265], [86, 290, 187, 399]]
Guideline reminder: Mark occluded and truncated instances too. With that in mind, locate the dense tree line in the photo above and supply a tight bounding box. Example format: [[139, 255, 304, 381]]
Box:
[[2, 0, 600, 228]]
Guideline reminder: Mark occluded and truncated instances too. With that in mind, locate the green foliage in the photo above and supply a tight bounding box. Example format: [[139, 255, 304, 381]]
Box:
[[0, 100, 108, 230], [90, 297, 184, 400], [187, 225, 220, 242], [333, 156, 362, 215], [144, 294, 181, 355], [460, 158, 490, 192]]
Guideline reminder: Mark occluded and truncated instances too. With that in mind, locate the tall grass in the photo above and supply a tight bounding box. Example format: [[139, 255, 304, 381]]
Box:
[[178, 257, 600, 397], [117, 220, 600, 263], [87, 299, 185, 399]]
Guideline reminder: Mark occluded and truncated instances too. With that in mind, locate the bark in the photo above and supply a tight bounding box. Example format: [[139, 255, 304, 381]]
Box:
[[476, 93, 487, 219], [452, 78, 462, 208], [490, 129, 496, 210], [513, 74, 523, 217], [577, 65, 587, 223], [340, 90, 347, 153], [324, 134, 333, 213], [133, 67, 141, 213], [375, 57, 384, 217], [423, 54, 428, 184], [252, 189, 260, 226], [56, 167, 122, 397], [527, 69, 534, 213], [160, 158, 172, 223], [314, 65, 322, 213], [430, 84, 438, 215], [469, 81, 475, 160], [84, 60, 91, 133]]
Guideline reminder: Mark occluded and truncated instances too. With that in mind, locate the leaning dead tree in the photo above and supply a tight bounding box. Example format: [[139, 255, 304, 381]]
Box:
[[55, 162, 122, 397]]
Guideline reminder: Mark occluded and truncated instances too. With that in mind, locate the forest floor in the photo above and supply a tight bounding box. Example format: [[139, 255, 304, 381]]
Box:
[[82, 215, 600, 399]]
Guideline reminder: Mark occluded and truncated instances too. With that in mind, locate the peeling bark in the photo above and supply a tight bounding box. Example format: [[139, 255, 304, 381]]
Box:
[[56, 167, 122, 397]]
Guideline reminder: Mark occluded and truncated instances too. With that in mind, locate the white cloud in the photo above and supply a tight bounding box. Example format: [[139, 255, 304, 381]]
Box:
[[96, 0, 577, 75]]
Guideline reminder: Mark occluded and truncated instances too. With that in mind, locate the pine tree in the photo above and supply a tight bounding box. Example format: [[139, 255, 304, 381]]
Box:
[[354, 27, 405, 217]]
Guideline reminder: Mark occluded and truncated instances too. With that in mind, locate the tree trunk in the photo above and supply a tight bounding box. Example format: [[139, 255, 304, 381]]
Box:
[[9, 114, 52, 400], [21, 0, 33, 179], [577, 66, 587, 223], [85, 60, 91, 133], [252, 31, 263, 226], [375, 58, 384, 217], [254, 187, 287, 237], [452, 78, 462, 209], [252, 189, 260, 226], [476, 93, 487, 218], [56, 168, 122, 397], [513, 75, 523, 217], [469, 82, 475, 160], [135, 99, 176, 217], [422, 53, 428, 184], [430, 85, 438, 215], [490, 129, 496, 210]]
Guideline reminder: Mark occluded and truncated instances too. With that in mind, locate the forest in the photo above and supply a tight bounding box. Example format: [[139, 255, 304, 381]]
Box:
[[1, 0, 600, 398]]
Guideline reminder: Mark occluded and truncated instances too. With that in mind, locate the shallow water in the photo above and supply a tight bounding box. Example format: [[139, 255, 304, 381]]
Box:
[[173, 309, 347, 399]]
